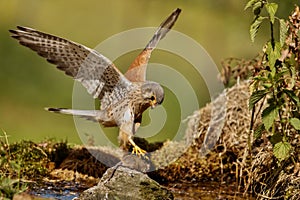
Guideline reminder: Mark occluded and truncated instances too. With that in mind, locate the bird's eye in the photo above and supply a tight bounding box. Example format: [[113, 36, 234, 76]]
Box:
[[150, 95, 155, 101]]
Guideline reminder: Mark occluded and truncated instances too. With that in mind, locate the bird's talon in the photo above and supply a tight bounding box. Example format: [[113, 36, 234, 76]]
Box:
[[131, 145, 147, 157]]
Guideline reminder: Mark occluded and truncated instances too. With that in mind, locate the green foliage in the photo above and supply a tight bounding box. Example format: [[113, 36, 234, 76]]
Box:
[[0, 130, 28, 199], [246, 1, 300, 162], [279, 19, 289, 47], [262, 104, 278, 130], [290, 118, 300, 130], [273, 141, 292, 162], [0, 178, 27, 200], [254, 124, 265, 139], [265, 3, 278, 24], [265, 41, 281, 69], [249, 89, 268, 109], [244, 0, 260, 11], [283, 89, 300, 107], [0, 130, 70, 198], [250, 16, 265, 42]]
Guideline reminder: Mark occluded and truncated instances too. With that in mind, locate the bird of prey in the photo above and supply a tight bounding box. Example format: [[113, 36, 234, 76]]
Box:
[[10, 8, 181, 156]]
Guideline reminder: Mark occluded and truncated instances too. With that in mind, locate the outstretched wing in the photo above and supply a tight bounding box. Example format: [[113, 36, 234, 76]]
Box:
[[10, 26, 131, 100], [125, 8, 181, 82]]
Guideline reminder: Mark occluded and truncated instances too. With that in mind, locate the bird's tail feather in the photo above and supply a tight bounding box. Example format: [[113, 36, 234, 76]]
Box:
[[46, 108, 104, 122]]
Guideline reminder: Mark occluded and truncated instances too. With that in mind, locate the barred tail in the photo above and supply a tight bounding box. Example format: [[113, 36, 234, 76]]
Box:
[[46, 108, 105, 122]]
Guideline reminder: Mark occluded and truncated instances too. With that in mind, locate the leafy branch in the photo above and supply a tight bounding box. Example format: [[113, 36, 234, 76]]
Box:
[[245, 1, 300, 162]]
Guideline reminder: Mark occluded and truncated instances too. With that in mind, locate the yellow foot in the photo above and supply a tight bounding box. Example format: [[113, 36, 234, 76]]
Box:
[[132, 144, 147, 157], [128, 137, 148, 158]]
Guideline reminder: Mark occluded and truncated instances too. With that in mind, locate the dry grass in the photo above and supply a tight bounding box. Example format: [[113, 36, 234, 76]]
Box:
[[152, 80, 299, 199], [154, 81, 255, 185]]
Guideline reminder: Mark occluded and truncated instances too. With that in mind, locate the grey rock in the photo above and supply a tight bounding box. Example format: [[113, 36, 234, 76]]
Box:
[[119, 154, 151, 172], [76, 165, 173, 200]]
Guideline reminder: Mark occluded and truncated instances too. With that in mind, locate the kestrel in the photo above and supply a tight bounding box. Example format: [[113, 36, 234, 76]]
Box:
[[10, 8, 181, 156]]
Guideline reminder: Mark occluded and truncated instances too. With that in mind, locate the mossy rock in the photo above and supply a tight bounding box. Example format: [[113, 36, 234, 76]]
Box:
[[77, 166, 173, 200]]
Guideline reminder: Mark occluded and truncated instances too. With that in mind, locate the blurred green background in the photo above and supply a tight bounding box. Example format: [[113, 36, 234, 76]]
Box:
[[0, 0, 297, 144]]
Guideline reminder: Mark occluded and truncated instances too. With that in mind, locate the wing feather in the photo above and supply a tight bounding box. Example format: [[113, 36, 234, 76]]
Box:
[[10, 26, 131, 99], [125, 8, 181, 82]]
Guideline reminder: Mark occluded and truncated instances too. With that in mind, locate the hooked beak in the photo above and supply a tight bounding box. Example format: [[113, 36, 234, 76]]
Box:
[[150, 99, 157, 109]]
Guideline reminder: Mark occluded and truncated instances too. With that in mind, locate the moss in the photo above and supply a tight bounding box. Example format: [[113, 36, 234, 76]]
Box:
[[0, 134, 71, 198]]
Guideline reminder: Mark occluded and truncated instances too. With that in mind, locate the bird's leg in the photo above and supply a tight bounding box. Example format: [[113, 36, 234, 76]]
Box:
[[131, 122, 148, 157], [118, 130, 130, 151], [128, 136, 147, 157], [119, 121, 147, 157], [134, 122, 141, 133], [118, 129, 146, 156]]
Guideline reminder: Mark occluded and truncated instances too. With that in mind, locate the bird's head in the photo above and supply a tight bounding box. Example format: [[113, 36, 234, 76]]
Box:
[[141, 81, 164, 109]]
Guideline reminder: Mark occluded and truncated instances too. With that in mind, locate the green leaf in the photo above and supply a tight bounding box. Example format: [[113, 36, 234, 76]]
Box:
[[253, 75, 268, 82], [274, 68, 289, 82], [263, 83, 272, 89], [265, 3, 278, 24], [0, 177, 20, 186], [249, 89, 268, 109], [271, 66, 277, 77], [262, 104, 278, 130], [283, 89, 300, 108], [266, 41, 281, 69], [290, 118, 300, 130], [254, 124, 265, 139], [273, 141, 292, 161], [244, 0, 259, 10], [279, 19, 289, 47], [252, 1, 262, 15], [250, 16, 264, 42]]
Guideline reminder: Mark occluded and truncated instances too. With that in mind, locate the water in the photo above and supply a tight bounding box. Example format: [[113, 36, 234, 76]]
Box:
[[32, 189, 78, 200], [169, 182, 254, 200], [32, 182, 254, 200]]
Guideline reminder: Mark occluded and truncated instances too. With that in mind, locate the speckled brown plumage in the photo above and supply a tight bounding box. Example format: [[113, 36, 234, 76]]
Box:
[[10, 8, 181, 156]]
